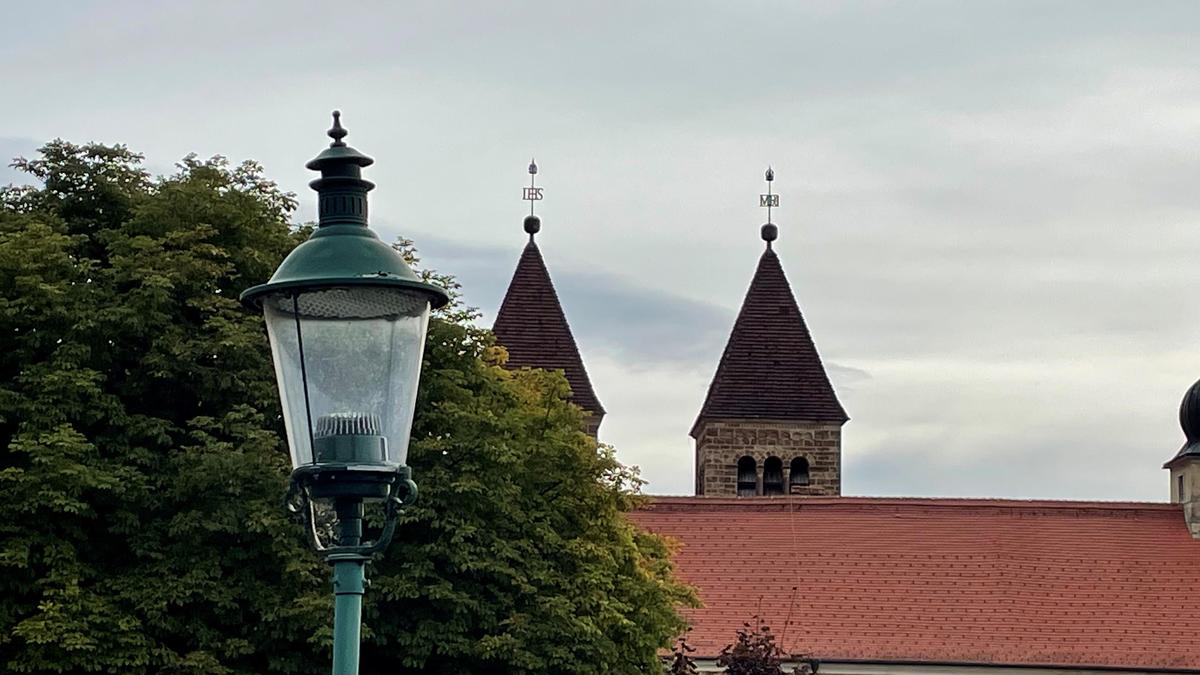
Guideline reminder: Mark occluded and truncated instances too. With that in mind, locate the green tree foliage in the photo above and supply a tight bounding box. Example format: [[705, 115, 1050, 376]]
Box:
[[0, 141, 693, 674]]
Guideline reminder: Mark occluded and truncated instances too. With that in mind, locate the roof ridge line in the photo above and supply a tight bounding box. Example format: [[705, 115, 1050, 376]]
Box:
[[642, 495, 1179, 510]]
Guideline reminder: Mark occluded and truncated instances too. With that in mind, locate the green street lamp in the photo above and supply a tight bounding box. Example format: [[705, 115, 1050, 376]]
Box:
[[241, 111, 449, 674]]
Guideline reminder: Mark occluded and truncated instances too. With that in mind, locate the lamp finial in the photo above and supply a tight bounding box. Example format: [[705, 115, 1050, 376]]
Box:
[[327, 110, 348, 147]]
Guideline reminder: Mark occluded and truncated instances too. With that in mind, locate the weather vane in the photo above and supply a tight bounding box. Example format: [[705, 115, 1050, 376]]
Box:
[[523, 158, 543, 216], [522, 159, 543, 241], [760, 166, 778, 224], [759, 167, 780, 248]]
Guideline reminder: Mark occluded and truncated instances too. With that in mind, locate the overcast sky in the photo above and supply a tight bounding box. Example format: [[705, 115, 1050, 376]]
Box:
[[4, 1, 1199, 500]]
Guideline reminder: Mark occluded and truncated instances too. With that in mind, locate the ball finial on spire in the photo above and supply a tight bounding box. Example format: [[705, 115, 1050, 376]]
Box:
[[327, 110, 348, 147], [524, 214, 541, 238], [766, 166, 775, 182]]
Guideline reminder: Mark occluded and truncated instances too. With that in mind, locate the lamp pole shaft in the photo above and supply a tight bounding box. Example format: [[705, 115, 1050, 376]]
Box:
[[330, 499, 367, 675], [331, 557, 366, 675]]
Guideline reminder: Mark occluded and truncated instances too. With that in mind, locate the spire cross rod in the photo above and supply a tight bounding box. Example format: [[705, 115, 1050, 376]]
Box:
[[760, 167, 780, 249], [767, 174, 773, 224], [524, 159, 542, 216], [522, 159, 544, 242], [761, 166, 777, 224]]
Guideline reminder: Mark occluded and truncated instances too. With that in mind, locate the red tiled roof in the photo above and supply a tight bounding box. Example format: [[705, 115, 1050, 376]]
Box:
[[692, 247, 846, 437], [632, 496, 1199, 670], [493, 240, 605, 417]]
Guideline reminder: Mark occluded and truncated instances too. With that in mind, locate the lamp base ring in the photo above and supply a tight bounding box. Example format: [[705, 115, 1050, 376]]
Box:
[[291, 463, 407, 501]]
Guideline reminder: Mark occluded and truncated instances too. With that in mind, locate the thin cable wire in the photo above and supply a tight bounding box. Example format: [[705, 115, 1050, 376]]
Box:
[[292, 293, 316, 463], [781, 486, 803, 656]]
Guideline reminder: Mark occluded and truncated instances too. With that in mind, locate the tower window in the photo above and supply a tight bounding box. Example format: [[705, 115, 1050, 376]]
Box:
[[737, 456, 757, 497], [763, 457, 784, 496], [790, 457, 810, 491], [1180, 475, 1187, 502]]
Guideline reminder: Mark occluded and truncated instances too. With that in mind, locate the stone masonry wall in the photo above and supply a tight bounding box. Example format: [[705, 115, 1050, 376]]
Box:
[[694, 419, 842, 497]]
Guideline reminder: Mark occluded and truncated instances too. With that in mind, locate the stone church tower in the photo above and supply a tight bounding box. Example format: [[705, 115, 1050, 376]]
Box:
[[691, 209, 847, 497], [493, 209, 605, 436], [1165, 379, 1200, 537]]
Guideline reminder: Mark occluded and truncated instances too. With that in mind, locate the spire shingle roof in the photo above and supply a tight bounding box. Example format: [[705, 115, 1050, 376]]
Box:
[[691, 246, 846, 436], [493, 241, 605, 418]]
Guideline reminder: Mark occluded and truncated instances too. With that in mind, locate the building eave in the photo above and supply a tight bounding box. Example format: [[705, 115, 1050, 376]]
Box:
[[687, 659, 1200, 675]]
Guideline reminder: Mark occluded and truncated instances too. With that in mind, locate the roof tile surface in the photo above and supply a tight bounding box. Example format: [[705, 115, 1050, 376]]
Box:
[[632, 496, 1198, 670], [493, 240, 604, 416], [693, 247, 846, 436]]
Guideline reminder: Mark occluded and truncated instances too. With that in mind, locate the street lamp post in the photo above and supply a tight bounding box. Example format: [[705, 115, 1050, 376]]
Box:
[[241, 112, 449, 675]]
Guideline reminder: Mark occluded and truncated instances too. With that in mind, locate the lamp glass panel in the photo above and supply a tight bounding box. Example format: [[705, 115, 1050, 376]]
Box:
[[263, 287, 431, 469]]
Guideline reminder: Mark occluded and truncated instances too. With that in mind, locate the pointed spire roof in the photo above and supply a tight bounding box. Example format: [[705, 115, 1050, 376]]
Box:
[[691, 244, 846, 437], [493, 239, 605, 418]]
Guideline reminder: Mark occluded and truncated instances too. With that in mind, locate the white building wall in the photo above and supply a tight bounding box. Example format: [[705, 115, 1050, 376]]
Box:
[[691, 660, 1183, 675]]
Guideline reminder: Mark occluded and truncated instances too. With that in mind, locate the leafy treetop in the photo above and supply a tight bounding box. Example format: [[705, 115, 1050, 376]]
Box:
[[0, 140, 693, 674]]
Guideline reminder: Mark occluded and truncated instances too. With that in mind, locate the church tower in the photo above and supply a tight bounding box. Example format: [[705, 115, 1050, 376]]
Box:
[[691, 169, 847, 496], [1165, 379, 1200, 537], [493, 161, 605, 435]]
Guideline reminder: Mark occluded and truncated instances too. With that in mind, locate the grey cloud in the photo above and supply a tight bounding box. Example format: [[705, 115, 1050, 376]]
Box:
[[406, 231, 734, 365], [846, 430, 1166, 500], [5, 2, 1199, 500], [827, 363, 872, 388]]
